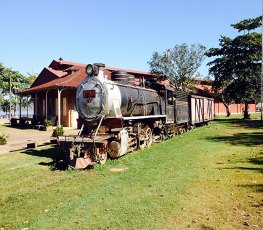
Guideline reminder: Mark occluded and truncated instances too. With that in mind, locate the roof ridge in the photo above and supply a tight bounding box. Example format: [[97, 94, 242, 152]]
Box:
[[56, 68, 83, 87], [54, 59, 87, 66]]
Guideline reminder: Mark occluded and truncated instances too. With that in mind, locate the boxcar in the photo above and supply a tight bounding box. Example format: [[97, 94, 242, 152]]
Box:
[[189, 95, 214, 125]]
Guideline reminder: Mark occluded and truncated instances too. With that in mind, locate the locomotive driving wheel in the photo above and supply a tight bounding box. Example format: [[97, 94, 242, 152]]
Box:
[[152, 127, 166, 142], [138, 129, 146, 149], [138, 127, 153, 149], [128, 133, 139, 152], [98, 151, 107, 164], [97, 142, 108, 164], [145, 127, 153, 147]]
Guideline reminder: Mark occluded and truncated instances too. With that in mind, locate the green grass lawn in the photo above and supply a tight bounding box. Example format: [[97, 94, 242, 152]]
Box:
[[0, 114, 262, 230]]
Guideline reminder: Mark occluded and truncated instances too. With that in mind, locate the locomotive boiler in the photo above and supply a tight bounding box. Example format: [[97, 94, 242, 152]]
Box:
[[58, 63, 214, 169], [76, 64, 160, 123]]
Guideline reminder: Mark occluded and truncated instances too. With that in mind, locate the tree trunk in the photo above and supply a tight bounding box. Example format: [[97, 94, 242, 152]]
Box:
[[14, 103, 16, 116], [221, 95, 231, 117], [243, 102, 250, 119]]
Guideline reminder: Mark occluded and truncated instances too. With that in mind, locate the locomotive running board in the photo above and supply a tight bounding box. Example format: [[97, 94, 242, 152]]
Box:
[[58, 135, 110, 143], [123, 115, 166, 120]]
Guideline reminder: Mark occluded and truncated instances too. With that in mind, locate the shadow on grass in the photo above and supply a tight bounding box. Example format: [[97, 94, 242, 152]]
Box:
[[206, 132, 263, 147], [2, 123, 35, 130], [221, 153, 263, 197], [221, 150, 263, 174], [214, 118, 263, 129], [240, 184, 263, 208], [251, 153, 263, 164], [21, 146, 68, 170], [211, 118, 263, 146], [223, 166, 263, 174], [240, 184, 263, 194], [21, 146, 59, 158]]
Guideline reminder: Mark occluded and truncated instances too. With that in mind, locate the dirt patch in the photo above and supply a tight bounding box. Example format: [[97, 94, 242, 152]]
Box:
[[0, 124, 79, 154], [109, 167, 128, 172]]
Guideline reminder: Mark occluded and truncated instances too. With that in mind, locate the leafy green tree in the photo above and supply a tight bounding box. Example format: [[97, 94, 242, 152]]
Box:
[[148, 43, 206, 91], [25, 72, 37, 88], [1, 99, 11, 115], [17, 72, 37, 111], [0, 63, 36, 116], [0, 64, 27, 93], [206, 16, 261, 118], [0, 95, 4, 108]]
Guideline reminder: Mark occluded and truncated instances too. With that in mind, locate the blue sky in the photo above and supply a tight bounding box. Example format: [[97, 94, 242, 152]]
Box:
[[0, 0, 261, 77]]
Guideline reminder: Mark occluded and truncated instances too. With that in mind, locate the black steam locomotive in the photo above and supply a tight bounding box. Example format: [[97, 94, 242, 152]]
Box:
[[58, 63, 214, 169]]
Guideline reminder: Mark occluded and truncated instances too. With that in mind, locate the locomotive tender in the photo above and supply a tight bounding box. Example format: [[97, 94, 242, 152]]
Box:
[[58, 63, 214, 169]]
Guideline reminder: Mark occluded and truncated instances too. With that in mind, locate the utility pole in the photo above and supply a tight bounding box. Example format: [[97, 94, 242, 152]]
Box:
[[261, 0, 263, 122], [9, 75, 11, 118]]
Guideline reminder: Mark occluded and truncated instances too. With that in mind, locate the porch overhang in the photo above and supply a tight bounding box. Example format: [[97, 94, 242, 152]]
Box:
[[17, 85, 75, 96]]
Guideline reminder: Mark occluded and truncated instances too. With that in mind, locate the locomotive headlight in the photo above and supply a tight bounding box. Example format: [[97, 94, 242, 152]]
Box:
[[86, 64, 99, 77]]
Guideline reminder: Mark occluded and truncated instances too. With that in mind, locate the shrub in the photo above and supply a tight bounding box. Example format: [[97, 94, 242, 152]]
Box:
[[52, 125, 64, 137], [0, 134, 8, 145], [44, 119, 53, 127]]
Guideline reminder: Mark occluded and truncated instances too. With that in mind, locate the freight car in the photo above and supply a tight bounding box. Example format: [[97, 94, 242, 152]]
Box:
[[57, 63, 214, 169]]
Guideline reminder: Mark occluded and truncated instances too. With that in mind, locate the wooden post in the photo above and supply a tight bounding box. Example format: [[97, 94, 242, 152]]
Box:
[[19, 97, 22, 119], [57, 88, 64, 126], [58, 88, 61, 126], [35, 92, 38, 119], [26, 95, 29, 119], [45, 89, 50, 120]]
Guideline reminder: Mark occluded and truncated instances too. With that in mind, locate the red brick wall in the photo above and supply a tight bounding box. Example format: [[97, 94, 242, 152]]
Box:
[[215, 102, 256, 115]]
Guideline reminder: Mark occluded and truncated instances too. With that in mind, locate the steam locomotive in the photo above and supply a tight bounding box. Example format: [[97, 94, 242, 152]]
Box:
[[58, 63, 214, 169]]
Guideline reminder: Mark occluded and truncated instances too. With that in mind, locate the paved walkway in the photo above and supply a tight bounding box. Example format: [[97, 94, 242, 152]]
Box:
[[0, 119, 79, 154]]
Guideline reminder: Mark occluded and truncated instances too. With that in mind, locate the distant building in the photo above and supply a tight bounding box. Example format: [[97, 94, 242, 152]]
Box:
[[194, 79, 256, 115], [256, 103, 262, 112]]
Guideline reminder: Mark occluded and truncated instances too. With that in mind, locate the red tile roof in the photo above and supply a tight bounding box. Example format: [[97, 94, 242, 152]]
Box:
[[105, 67, 152, 76], [18, 59, 213, 95], [18, 60, 157, 95], [18, 66, 86, 94], [46, 67, 67, 77], [195, 84, 213, 91], [53, 60, 87, 67]]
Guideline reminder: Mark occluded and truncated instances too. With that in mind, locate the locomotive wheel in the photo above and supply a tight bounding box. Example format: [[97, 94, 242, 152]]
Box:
[[108, 141, 121, 158], [178, 127, 184, 134], [171, 125, 177, 137], [152, 127, 162, 143], [145, 127, 153, 147], [99, 151, 107, 164], [138, 129, 146, 150], [128, 134, 139, 152]]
